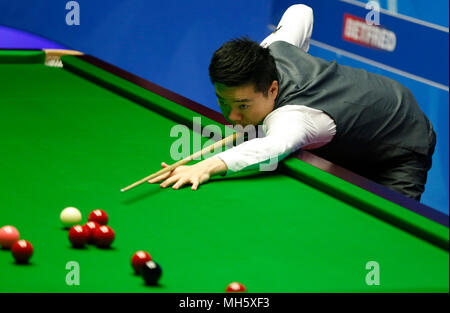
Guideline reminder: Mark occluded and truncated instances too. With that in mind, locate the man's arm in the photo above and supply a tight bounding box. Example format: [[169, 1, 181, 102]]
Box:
[[260, 4, 314, 52], [149, 105, 335, 189], [214, 105, 335, 175]]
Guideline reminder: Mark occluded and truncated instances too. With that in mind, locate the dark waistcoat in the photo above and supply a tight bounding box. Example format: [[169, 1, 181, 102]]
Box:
[[269, 41, 433, 174]]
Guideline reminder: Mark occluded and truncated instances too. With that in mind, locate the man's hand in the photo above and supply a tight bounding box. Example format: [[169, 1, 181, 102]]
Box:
[[148, 156, 227, 190]]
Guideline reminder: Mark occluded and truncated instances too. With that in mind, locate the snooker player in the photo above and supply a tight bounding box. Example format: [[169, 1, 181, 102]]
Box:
[[149, 4, 436, 201]]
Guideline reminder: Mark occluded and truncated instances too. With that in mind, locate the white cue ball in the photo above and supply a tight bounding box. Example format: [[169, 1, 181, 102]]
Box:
[[60, 207, 82, 228]]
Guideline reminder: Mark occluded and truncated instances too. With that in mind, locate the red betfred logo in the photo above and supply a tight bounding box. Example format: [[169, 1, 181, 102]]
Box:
[[342, 13, 396, 52]]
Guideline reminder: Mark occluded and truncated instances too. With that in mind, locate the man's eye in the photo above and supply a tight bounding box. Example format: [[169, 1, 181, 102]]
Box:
[[240, 104, 248, 109]]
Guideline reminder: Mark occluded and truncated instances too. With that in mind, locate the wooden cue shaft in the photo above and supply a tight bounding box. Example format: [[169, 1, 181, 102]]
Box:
[[120, 132, 243, 192]]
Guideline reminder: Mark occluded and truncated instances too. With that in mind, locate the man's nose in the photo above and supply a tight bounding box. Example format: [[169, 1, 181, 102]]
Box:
[[228, 109, 242, 123]]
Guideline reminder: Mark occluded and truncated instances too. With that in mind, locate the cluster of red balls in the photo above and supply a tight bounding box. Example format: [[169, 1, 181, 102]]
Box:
[[1, 210, 161, 285], [68, 209, 115, 249], [0, 225, 33, 264], [2, 212, 247, 291]]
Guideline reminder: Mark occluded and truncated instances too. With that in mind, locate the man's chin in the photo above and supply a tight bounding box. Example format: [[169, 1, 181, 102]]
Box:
[[234, 123, 253, 128]]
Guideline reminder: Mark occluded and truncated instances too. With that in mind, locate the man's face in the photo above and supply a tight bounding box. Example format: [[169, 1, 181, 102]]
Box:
[[214, 81, 278, 127]]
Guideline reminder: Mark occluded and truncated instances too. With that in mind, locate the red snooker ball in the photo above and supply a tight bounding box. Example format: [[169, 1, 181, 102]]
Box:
[[131, 250, 152, 274], [69, 225, 89, 248], [88, 209, 108, 225], [11, 240, 33, 264], [225, 282, 246, 293], [94, 225, 115, 248], [83, 221, 100, 244]]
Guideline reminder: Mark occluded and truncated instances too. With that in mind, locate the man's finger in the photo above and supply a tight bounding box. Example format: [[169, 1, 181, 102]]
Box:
[[148, 162, 172, 183], [173, 177, 190, 190], [160, 175, 180, 188], [148, 172, 171, 183]]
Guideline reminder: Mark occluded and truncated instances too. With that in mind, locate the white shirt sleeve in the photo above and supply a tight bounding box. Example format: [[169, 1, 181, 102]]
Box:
[[214, 105, 336, 175], [260, 4, 314, 52]]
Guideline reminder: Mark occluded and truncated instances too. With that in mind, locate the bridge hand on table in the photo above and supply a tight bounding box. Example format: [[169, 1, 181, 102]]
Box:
[[148, 162, 211, 190]]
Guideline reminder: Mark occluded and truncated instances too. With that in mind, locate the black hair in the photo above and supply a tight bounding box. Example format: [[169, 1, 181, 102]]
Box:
[[208, 37, 278, 96]]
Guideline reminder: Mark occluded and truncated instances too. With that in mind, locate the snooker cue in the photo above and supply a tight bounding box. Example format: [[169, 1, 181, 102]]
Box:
[[120, 131, 244, 192]]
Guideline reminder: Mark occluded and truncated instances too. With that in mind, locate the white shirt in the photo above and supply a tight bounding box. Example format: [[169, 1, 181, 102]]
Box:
[[214, 4, 337, 175]]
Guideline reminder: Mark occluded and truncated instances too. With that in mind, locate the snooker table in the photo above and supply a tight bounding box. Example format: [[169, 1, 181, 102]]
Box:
[[0, 50, 448, 293]]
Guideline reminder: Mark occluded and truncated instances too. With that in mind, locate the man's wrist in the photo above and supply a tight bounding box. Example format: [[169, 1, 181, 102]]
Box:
[[203, 156, 228, 176]]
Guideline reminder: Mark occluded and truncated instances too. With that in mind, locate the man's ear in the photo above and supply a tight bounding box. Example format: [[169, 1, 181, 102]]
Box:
[[270, 80, 278, 97]]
